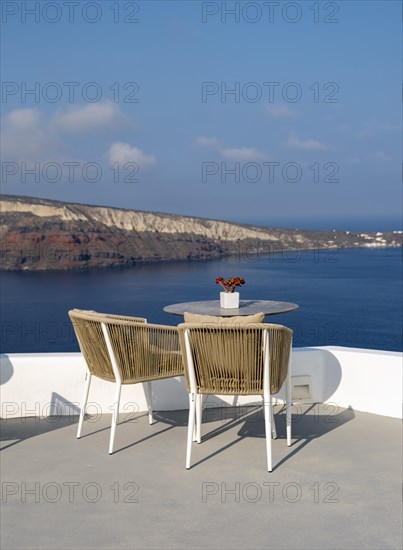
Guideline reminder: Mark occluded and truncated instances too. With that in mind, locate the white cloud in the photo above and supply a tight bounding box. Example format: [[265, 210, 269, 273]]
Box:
[[266, 104, 296, 118], [0, 108, 58, 160], [287, 132, 327, 151], [380, 122, 401, 131], [375, 151, 391, 161], [108, 142, 156, 168], [357, 123, 374, 139], [194, 134, 266, 161], [1, 107, 150, 172], [219, 147, 266, 161], [7, 108, 41, 128], [348, 157, 361, 165], [53, 101, 126, 132], [357, 120, 401, 139], [195, 136, 221, 147]]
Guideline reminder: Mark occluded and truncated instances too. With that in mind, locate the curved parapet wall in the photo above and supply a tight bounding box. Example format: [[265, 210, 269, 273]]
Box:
[[0, 347, 401, 419]]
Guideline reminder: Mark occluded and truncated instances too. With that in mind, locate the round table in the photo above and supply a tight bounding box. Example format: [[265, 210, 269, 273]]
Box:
[[163, 299, 299, 317]]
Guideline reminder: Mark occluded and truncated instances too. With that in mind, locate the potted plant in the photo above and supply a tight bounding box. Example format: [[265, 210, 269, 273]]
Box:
[[216, 277, 245, 308]]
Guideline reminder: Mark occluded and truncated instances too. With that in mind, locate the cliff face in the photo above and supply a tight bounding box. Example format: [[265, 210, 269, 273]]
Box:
[[1, 195, 401, 270]]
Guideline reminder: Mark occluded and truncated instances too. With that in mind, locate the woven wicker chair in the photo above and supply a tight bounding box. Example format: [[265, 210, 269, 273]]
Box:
[[69, 310, 184, 454], [178, 323, 293, 472]]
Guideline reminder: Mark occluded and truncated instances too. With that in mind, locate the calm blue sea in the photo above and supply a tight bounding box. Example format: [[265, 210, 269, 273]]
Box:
[[1, 248, 402, 353]]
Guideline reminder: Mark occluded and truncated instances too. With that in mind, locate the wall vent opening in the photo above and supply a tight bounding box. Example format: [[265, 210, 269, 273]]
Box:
[[291, 376, 312, 400]]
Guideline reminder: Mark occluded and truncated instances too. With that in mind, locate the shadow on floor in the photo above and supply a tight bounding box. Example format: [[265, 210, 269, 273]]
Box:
[[0, 392, 80, 451], [1, 398, 355, 470], [153, 401, 355, 469]]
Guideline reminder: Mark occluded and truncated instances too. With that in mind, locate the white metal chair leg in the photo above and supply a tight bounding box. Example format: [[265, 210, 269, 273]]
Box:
[[270, 401, 277, 439], [264, 394, 273, 472], [285, 373, 292, 446], [77, 372, 92, 439], [109, 381, 122, 455], [195, 393, 202, 443], [186, 393, 196, 469], [193, 395, 206, 442], [193, 394, 198, 442], [263, 395, 277, 439], [144, 381, 154, 424]]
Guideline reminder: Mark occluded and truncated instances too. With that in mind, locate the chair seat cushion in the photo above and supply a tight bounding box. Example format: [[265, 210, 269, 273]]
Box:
[[183, 312, 265, 324]]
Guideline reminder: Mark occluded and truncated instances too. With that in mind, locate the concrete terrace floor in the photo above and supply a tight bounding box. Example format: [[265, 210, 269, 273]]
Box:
[[1, 404, 401, 550]]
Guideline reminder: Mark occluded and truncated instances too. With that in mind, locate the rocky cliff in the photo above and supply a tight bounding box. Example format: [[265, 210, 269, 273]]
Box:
[[1, 195, 401, 270]]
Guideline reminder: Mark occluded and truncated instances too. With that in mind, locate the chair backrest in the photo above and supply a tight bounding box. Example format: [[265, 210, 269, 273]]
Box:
[[178, 323, 292, 396], [68, 309, 146, 382], [100, 318, 184, 383], [71, 309, 147, 324]]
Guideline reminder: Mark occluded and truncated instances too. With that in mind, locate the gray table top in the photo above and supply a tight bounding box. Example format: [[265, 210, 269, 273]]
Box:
[[163, 299, 299, 317]]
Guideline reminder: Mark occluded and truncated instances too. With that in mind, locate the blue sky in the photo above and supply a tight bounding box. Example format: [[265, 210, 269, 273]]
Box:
[[0, 0, 401, 230]]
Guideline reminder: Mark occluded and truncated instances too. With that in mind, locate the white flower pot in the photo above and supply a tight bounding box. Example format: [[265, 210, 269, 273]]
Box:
[[220, 292, 240, 309]]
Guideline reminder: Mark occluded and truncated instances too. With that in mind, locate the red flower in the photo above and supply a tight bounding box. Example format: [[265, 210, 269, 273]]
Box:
[[215, 276, 246, 293]]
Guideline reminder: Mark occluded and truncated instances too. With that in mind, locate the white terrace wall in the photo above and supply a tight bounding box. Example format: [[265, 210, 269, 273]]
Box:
[[0, 347, 401, 420]]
